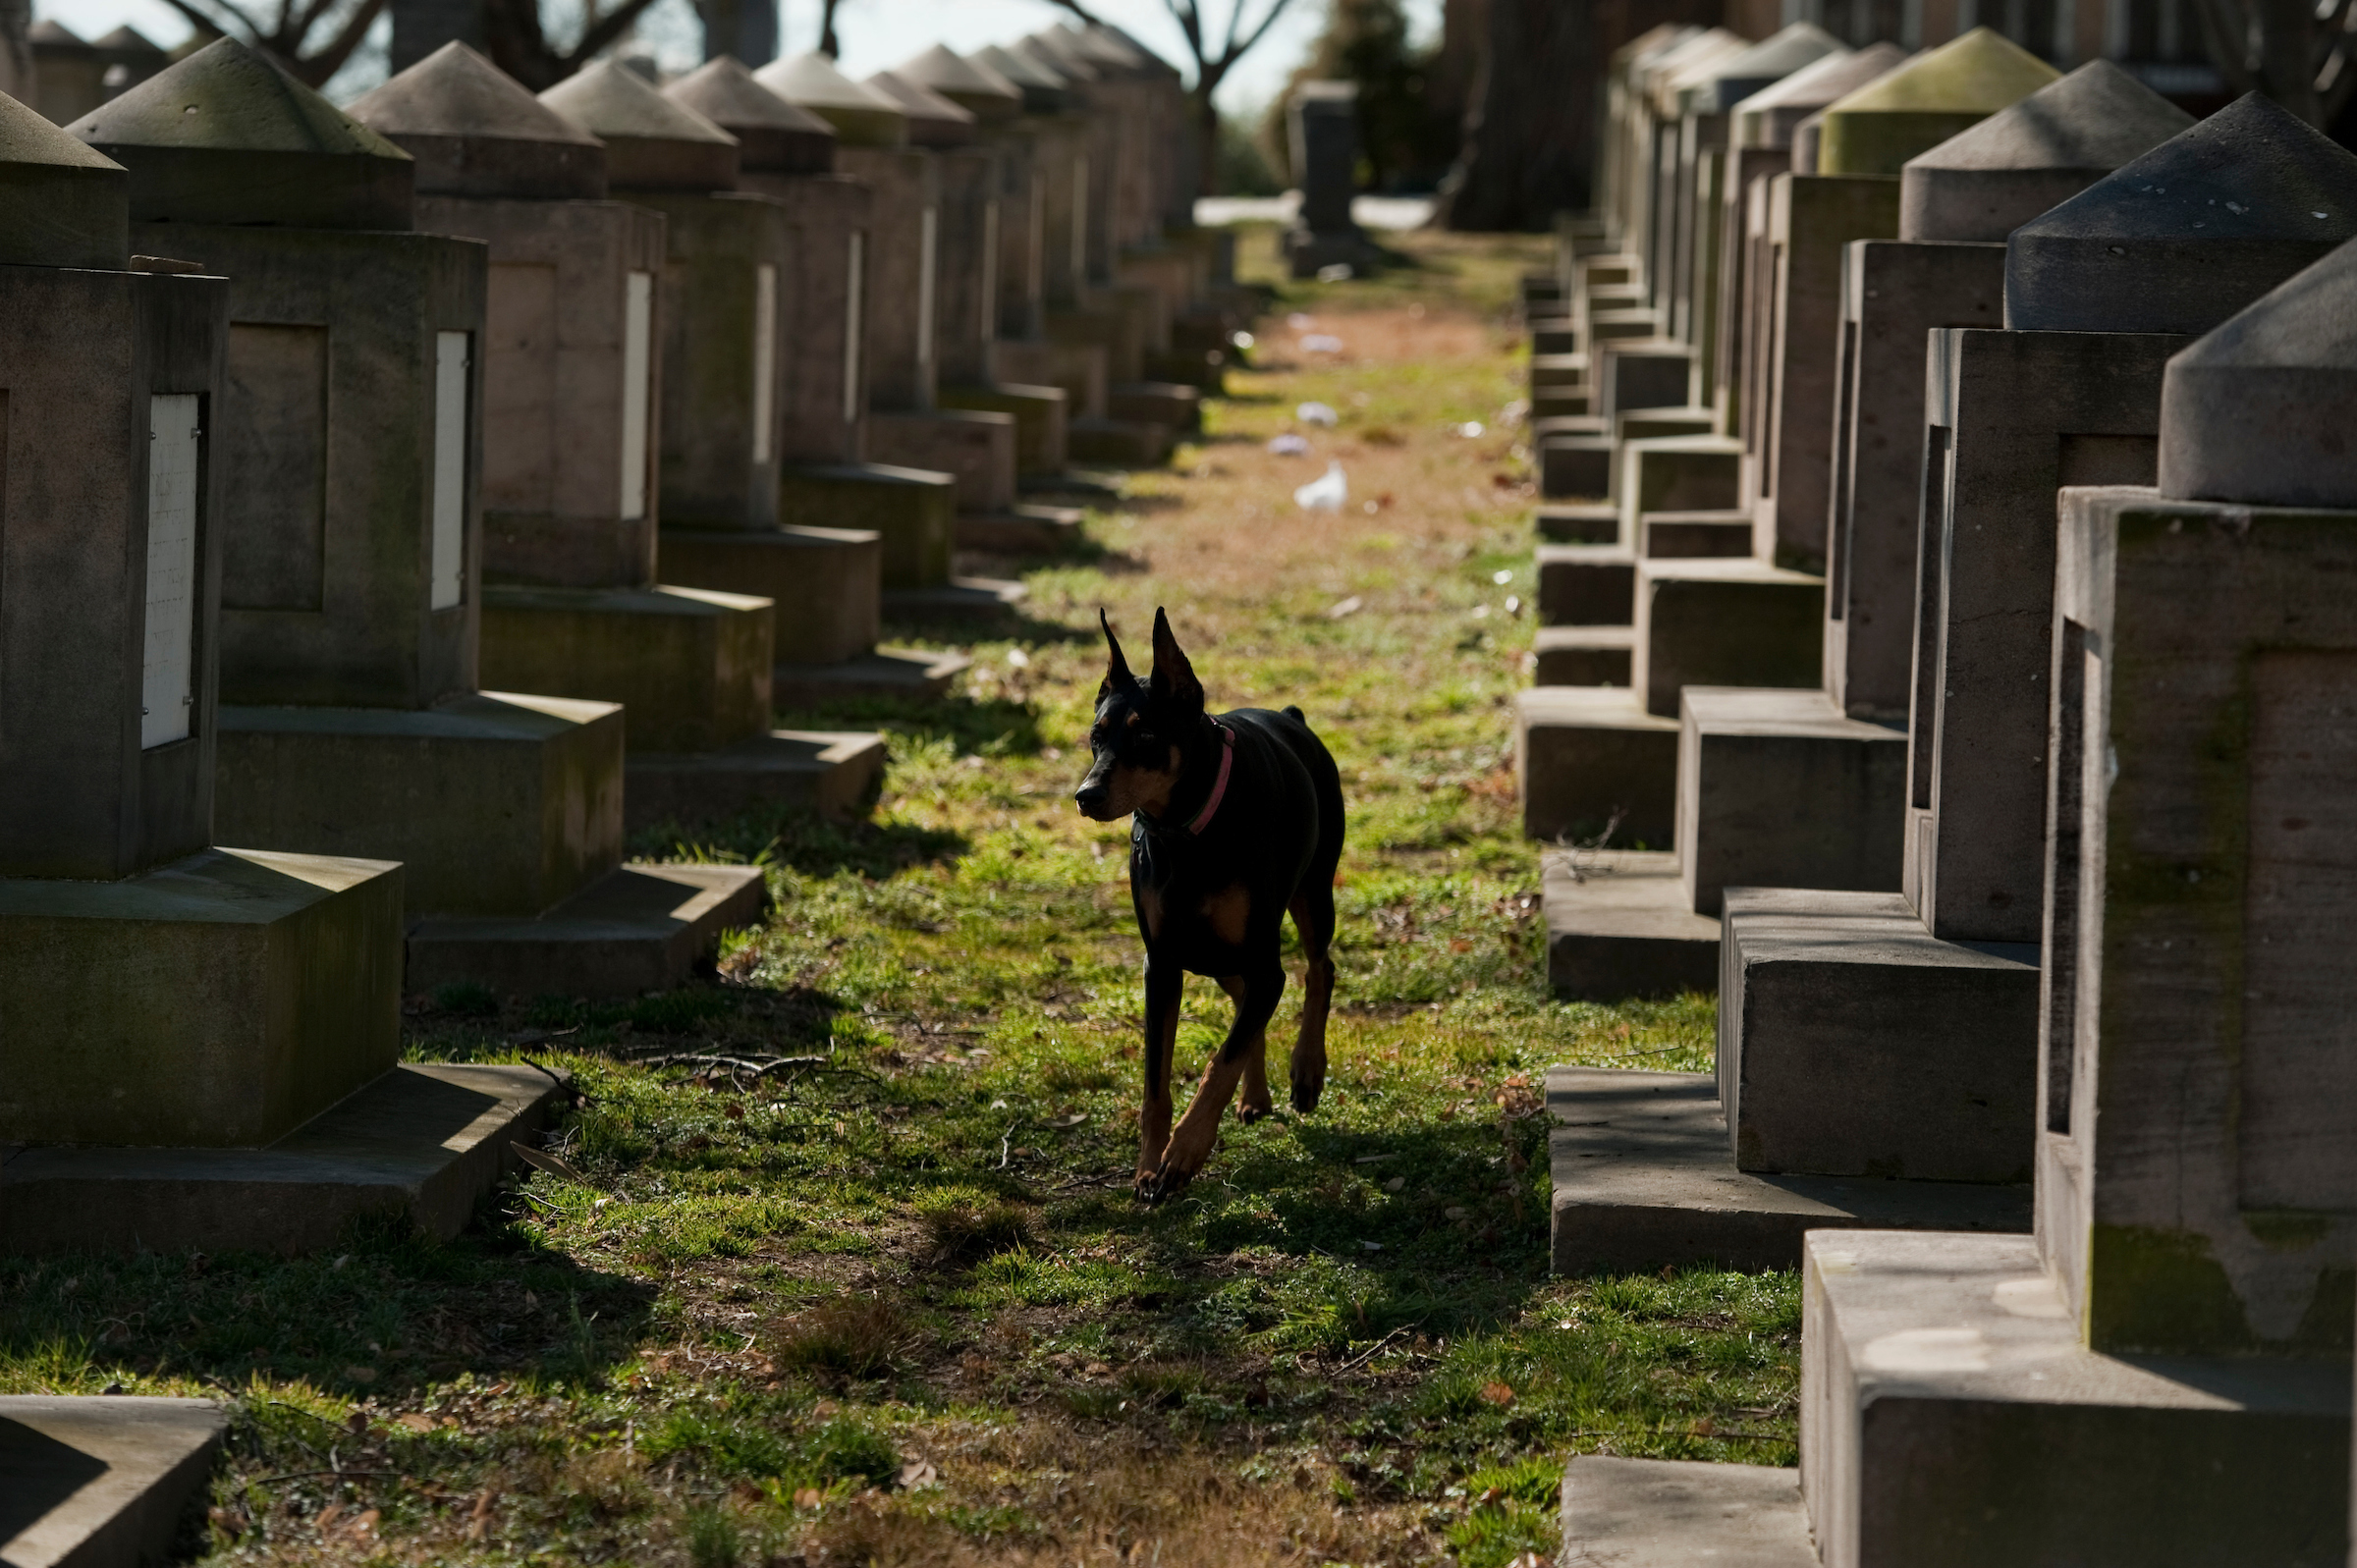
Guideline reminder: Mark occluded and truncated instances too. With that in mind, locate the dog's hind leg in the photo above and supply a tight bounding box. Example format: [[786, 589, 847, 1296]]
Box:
[[1288, 883, 1338, 1114], [1145, 960, 1285, 1202], [1221, 975, 1275, 1122], [1135, 961, 1183, 1196]]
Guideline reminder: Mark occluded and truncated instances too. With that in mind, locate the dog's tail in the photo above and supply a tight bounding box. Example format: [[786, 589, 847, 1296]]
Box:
[[1284, 704, 1305, 724]]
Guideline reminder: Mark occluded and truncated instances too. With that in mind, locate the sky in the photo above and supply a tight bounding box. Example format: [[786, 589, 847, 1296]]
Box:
[[34, 0, 1441, 109]]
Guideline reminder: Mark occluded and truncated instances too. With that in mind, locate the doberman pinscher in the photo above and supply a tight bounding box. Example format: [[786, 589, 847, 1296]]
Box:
[[1074, 609, 1345, 1201]]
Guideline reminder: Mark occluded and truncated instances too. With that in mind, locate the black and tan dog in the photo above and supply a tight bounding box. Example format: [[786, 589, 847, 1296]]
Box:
[[1074, 609, 1345, 1201]]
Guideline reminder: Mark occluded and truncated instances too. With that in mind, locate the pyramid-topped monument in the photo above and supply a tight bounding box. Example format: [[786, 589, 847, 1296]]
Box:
[[346, 40, 605, 199], [664, 57, 834, 174], [541, 57, 738, 190], [70, 36, 411, 227]]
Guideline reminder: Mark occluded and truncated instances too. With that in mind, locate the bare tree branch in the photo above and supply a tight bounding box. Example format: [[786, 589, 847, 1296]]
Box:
[[568, 0, 670, 65], [1035, 0, 1108, 24], [2189, 0, 2259, 94], [295, 0, 388, 83]]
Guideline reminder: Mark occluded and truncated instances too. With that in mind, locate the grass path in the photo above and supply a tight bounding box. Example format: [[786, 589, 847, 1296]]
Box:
[[0, 230, 1798, 1568]]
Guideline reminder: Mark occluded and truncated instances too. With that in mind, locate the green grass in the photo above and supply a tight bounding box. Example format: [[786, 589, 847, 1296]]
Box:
[[0, 228, 1795, 1567]]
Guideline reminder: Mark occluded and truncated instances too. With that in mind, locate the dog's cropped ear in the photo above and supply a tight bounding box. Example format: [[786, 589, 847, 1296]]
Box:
[[1149, 607, 1204, 715], [1099, 609, 1137, 700]]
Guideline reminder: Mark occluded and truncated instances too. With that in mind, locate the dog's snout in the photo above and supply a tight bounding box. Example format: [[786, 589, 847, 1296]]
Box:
[[1074, 782, 1111, 816]]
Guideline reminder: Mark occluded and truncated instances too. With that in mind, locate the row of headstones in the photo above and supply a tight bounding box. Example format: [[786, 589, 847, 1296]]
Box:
[[0, 24, 1237, 1265], [1526, 17, 2357, 1566]]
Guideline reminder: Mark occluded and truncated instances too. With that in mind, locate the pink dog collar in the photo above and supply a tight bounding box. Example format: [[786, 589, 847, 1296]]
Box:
[[1186, 724, 1234, 835]]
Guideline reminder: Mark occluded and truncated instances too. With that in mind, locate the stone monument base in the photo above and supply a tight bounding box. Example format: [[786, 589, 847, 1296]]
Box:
[[881, 576, 1030, 622], [867, 408, 1019, 514], [1559, 1456, 1813, 1568], [1633, 558, 1825, 717], [993, 339, 1107, 422], [1532, 625, 1634, 687], [1800, 1230, 2350, 1568], [407, 861, 765, 998], [777, 463, 958, 590], [216, 692, 625, 919], [479, 584, 773, 759], [1547, 1068, 2029, 1275], [627, 729, 886, 832], [1722, 889, 2038, 1183], [1516, 686, 1679, 845], [939, 382, 1070, 475], [1537, 503, 1619, 545], [1069, 415, 1176, 468], [1543, 852, 1716, 1000], [956, 502, 1086, 555], [1284, 226, 1380, 279], [659, 524, 882, 668], [0, 848, 402, 1149], [1675, 689, 1906, 916], [773, 647, 972, 709], [1642, 509, 1754, 557], [1108, 381, 1201, 435], [1, 1062, 569, 1255], [1538, 544, 1635, 624], [0, 1396, 225, 1565]]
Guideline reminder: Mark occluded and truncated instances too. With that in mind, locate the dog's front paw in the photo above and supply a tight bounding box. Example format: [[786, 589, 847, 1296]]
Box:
[[1135, 1162, 1195, 1204]]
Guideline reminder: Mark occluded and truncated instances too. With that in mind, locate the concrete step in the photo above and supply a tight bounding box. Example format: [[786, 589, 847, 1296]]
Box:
[[1800, 1230, 2348, 1565], [2, 1062, 574, 1252], [627, 729, 886, 832], [1545, 1065, 2030, 1274], [1616, 434, 1744, 538], [1640, 510, 1754, 558], [1530, 351, 1587, 390], [1069, 415, 1175, 467], [1722, 887, 2039, 1184], [1595, 341, 1693, 417], [1531, 413, 1607, 443], [1632, 557, 1825, 719], [1532, 323, 1578, 355], [1515, 685, 1678, 845], [774, 646, 969, 708], [1109, 380, 1201, 434], [1537, 544, 1635, 625], [1539, 433, 1612, 501], [937, 382, 1071, 475], [955, 504, 1084, 554], [1676, 688, 1906, 917], [1533, 625, 1634, 687], [0, 1396, 224, 1564], [479, 583, 772, 755], [1019, 466, 1126, 499], [1561, 1456, 1813, 1568], [1533, 390, 1593, 420], [882, 575, 1028, 621], [1535, 503, 1618, 545], [867, 407, 1018, 513], [411, 863, 766, 999], [1542, 850, 1716, 998], [660, 524, 880, 668], [1615, 406, 1718, 443]]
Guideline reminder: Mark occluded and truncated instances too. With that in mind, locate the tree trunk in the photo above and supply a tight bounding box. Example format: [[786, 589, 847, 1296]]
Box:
[[1439, 0, 1716, 230]]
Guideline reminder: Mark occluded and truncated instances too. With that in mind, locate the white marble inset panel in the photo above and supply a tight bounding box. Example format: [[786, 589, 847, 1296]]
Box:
[[752, 263, 777, 467], [142, 393, 199, 750], [621, 269, 654, 522], [431, 330, 469, 610], [844, 232, 865, 429]]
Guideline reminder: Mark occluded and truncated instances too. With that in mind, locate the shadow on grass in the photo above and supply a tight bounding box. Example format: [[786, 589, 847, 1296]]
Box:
[[878, 605, 1092, 647], [0, 1209, 659, 1400], [635, 803, 968, 880]]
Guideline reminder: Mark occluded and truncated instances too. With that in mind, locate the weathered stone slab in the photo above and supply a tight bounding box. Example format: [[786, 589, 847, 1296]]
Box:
[[778, 462, 956, 588], [1537, 545, 1635, 625], [1533, 625, 1634, 688], [0, 849, 403, 1148], [480, 584, 771, 754], [1536, 503, 1620, 545], [0, 1396, 225, 1566], [1560, 1456, 1814, 1568], [216, 691, 623, 918], [0, 1063, 567, 1254], [408, 861, 765, 998], [1800, 1231, 2350, 1568], [774, 646, 969, 708], [1675, 688, 1904, 916], [628, 729, 886, 831], [1720, 887, 2037, 1182], [659, 523, 881, 667], [1825, 239, 2003, 721], [1547, 1068, 2030, 1274], [1516, 687, 1679, 846], [1634, 559, 1824, 719], [869, 407, 1019, 513], [1544, 853, 1717, 1000]]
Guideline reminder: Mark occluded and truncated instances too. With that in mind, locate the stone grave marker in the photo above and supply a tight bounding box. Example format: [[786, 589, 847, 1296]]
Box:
[[347, 44, 818, 861], [0, 81, 559, 1262]]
